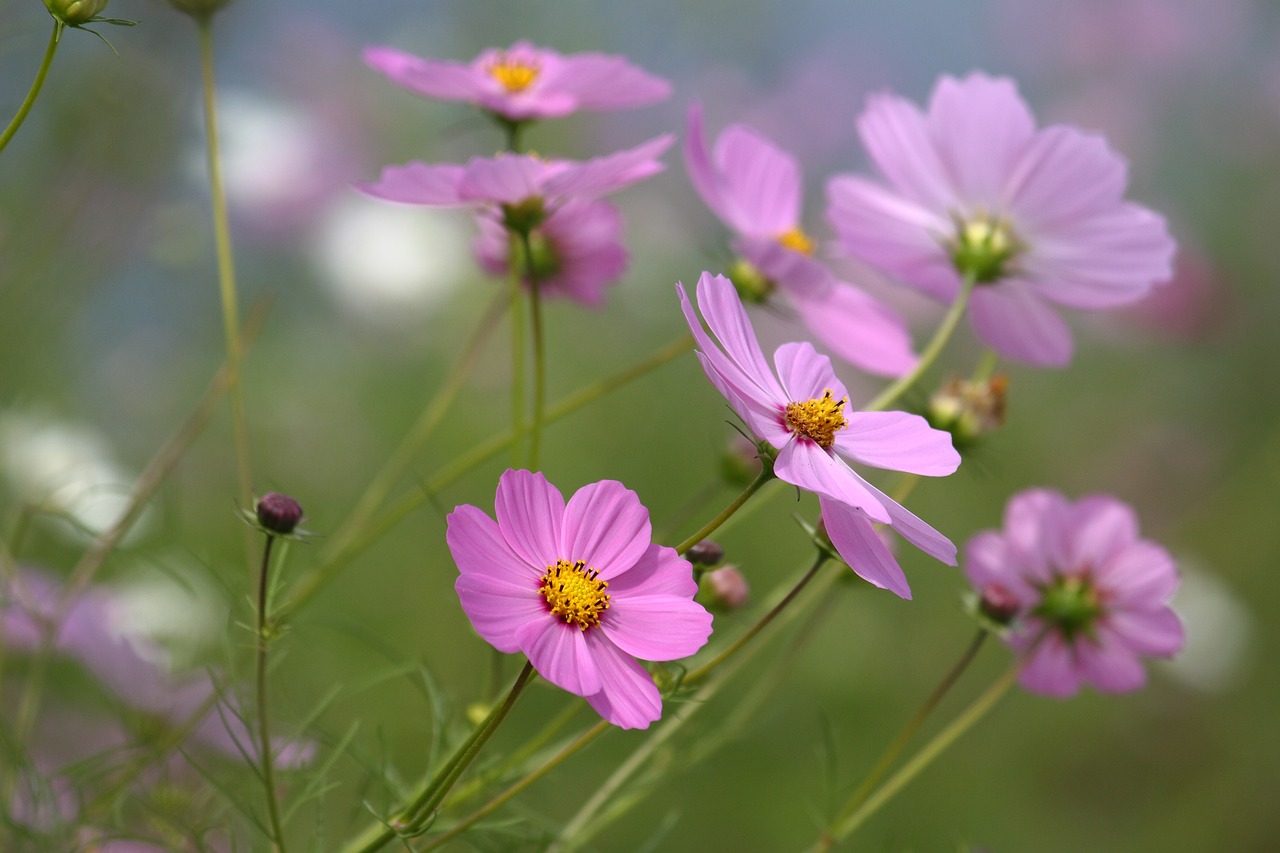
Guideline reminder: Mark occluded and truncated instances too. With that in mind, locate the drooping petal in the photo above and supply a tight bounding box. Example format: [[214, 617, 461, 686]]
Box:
[[929, 73, 1036, 209], [446, 503, 540, 583], [494, 469, 565, 569], [454, 573, 544, 654], [582, 634, 663, 729], [561, 480, 652, 579], [516, 619, 602, 697], [835, 412, 960, 477], [356, 162, 467, 206], [819, 497, 912, 599], [789, 280, 919, 378], [772, 341, 846, 404], [773, 440, 890, 523], [712, 124, 801, 235], [601, 594, 713, 661], [967, 282, 1074, 367]]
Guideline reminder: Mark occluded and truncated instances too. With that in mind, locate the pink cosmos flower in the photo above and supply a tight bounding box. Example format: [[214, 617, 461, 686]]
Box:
[[357, 135, 671, 230], [965, 489, 1185, 697], [826, 72, 1175, 366], [446, 470, 713, 729], [364, 41, 671, 123], [678, 272, 960, 598], [472, 198, 628, 308], [684, 103, 918, 378]]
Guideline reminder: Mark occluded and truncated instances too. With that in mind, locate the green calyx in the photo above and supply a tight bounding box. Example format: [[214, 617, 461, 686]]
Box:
[[501, 197, 549, 236], [727, 258, 775, 303], [949, 213, 1021, 285], [44, 0, 109, 25], [1034, 575, 1102, 641]]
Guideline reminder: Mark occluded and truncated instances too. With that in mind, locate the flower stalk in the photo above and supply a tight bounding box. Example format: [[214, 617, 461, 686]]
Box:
[[0, 21, 63, 156]]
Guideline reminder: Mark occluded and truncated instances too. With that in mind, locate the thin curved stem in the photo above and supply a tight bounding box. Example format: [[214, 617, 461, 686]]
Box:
[[673, 463, 776, 556], [255, 535, 287, 852], [508, 235, 528, 467], [0, 20, 62, 155], [520, 230, 547, 470], [866, 272, 977, 413]]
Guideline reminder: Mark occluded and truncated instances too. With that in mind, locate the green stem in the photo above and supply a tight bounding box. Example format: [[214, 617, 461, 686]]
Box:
[[343, 662, 536, 853], [815, 660, 1019, 850], [866, 272, 977, 413], [971, 349, 1000, 382], [520, 230, 547, 470], [509, 236, 528, 467], [256, 534, 287, 852], [826, 630, 987, 836], [197, 16, 254, 531], [673, 463, 776, 557], [0, 20, 62, 155]]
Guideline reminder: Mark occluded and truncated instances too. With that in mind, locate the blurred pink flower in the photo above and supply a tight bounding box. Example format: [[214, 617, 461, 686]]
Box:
[[678, 272, 959, 598], [964, 489, 1185, 698], [363, 41, 670, 122], [826, 72, 1175, 366], [684, 103, 917, 377], [446, 469, 713, 729], [472, 198, 628, 308]]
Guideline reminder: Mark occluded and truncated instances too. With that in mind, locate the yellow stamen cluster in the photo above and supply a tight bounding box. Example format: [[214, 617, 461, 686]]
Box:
[[784, 389, 848, 449], [538, 559, 611, 631], [487, 55, 540, 93], [776, 226, 815, 255]]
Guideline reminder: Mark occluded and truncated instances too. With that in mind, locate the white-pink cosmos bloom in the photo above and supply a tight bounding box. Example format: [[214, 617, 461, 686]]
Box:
[[684, 103, 918, 378], [965, 489, 1185, 697], [447, 470, 713, 729], [364, 41, 671, 123], [678, 272, 960, 598], [826, 72, 1175, 366]]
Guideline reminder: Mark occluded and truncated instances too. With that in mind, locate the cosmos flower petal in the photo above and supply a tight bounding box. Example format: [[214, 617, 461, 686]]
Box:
[[601, 595, 714, 661], [356, 162, 466, 205], [1001, 488, 1073, 583], [494, 469, 565, 569], [968, 283, 1074, 367], [458, 155, 547, 204], [774, 440, 890, 523], [1063, 494, 1140, 568], [446, 503, 540, 583], [1106, 608, 1185, 657], [606, 543, 698, 598], [678, 275, 787, 407], [543, 135, 673, 200], [363, 46, 487, 101], [582, 634, 663, 729], [561, 480, 652, 579], [542, 53, 671, 110], [835, 412, 960, 476], [859, 478, 958, 566], [772, 341, 846, 403], [819, 497, 912, 599], [1095, 541, 1180, 607], [1074, 632, 1147, 693], [1018, 636, 1082, 699], [963, 530, 1038, 603], [789, 280, 919, 378], [454, 573, 543, 653], [1004, 125, 1127, 231], [737, 236, 835, 299], [516, 619, 603, 696], [929, 73, 1036, 207], [857, 90, 959, 210], [712, 124, 802, 235], [684, 102, 732, 222]]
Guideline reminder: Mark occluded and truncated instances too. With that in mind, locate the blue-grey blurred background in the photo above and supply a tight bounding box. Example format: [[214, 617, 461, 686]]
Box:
[[2, 0, 1278, 849]]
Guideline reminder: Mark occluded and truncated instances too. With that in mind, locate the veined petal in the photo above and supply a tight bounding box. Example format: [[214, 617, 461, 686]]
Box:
[[363, 46, 486, 101], [582, 635, 663, 729], [929, 73, 1036, 209], [494, 469, 565, 569], [543, 52, 671, 110], [561, 480, 651, 579], [789, 279, 919, 378], [455, 573, 543, 654], [356, 162, 466, 206], [516, 619, 602, 697], [819, 497, 912, 599], [543, 135, 673, 200], [772, 341, 846, 404], [601, 595, 713, 661], [857, 91, 958, 210], [446, 504, 540, 583], [677, 275, 786, 410], [713, 124, 802, 235], [968, 283, 1074, 367], [835, 411, 960, 477], [684, 102, 732, 222], [607, 543, 698, 598], [1005, 125, 1127, 231], [774, 440, 890, 523], [458, 155, 546, 204]]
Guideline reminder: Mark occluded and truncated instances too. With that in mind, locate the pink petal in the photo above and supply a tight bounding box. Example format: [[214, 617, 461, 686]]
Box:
[[1063, 494, 1139, 568], [516, 619, 602, 697], [773, 440, 890, 523], [455, 573, 544, 654], [601, 595, 713, 661], [1105, 607, 1185, 657], [459, 155, 546, 205], [789, 280, 919, 378], [857, 91, 958, 210], [446, 503, 540, 584], [1004, 125, 1127, 232], [963, 530, 1037, 604], [968, 282, 1074, 366], [543, 135, 673, 200], [835, 412, 960, 477], [1095, 541, 1179, 607], [1002, 489, 1072, 584], [1018, 635, 1083, 698], [772, 341, 846, 403], [738, 237, 834, 299], [541, 52, 671, 110], [356, 162, 466, 206], [713, 124, 801, 235], [860, 478, 958, 566], [363, 46, 487, 102], [607, 543, 698, 598], [1075, 631, 1147, 693], [582, 633, 663, 729], [679, 274, 787, 406], [929, 73, 1036, 209], [494, 469, 565, 569], [684, 102, 731, 223], [560, 480, 652, 579], [820, 497, 912, 598]]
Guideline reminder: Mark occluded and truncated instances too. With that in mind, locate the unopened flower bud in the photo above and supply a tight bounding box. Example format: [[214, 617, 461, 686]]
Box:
[[255, 492, 303, 535], [978, 582, 1021, 626], [700, 565, 749, 611], [926, 374, 1008, 449], [44, 0, 109, 25], [726, 258, 774, 303], [685, 539, 724, 567]]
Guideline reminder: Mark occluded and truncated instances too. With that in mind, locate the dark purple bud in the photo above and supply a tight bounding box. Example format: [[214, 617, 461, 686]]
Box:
[[256, 493, 303, 535], [686, 539, 724, 567], [979, 582, 1021, 625]]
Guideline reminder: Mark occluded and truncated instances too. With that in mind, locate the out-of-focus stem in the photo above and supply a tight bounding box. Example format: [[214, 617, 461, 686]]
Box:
[[0, 21, 62, 155], [673, 464, 775, 556], [520, 230, 547, 470], [508, 236, 528, 467], [256, 533, 286, 852]]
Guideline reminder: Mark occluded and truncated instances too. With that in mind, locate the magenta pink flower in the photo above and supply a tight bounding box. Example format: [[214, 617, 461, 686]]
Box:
[[684, 104, 917, 378], [472, 198, 628, 308], [678, 272, 960, 598], [965, 489, 1185, 697], [826, 72, 1175, 366], [447, 470, 713, 729], [357, 136, 671, 228], [363, 41, 670, 122]]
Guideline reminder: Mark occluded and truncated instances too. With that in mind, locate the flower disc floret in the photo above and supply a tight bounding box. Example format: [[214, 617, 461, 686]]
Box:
[[784, 390, 847, 449], [487, 54, 540, 93], [539, 559, 610, 630]]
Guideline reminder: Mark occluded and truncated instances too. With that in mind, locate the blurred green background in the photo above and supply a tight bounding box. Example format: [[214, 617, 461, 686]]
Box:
[[2, 0, 1278, 849]]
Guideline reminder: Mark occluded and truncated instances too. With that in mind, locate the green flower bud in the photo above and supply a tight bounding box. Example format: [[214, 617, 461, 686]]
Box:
[[44, 0, 110, 26]]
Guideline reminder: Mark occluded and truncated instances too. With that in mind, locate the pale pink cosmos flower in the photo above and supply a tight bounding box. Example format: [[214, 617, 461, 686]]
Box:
[[678, 272, 960, 599], [826, 72, 1175, 366], [965, 489, 1185, 697], [364, 41, 671, 123], [447, 470, 713, 729], [472, 198, 628, 308], [684, 103, 918, 378]]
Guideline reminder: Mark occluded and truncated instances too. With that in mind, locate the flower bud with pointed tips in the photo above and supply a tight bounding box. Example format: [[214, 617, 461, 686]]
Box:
[[44, 0, 109, 26], [255, 493, 303, 536]]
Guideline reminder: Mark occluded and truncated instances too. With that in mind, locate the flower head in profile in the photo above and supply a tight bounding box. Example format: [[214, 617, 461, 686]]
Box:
[[472, 198, 628, 308], [447, 470, 713, 729], [826, 72, 1175, 366], [364, 41, 670, 122], [964, 489, 1185, 697], [684, 104, 917, 378], [678, 272, 960, 598]]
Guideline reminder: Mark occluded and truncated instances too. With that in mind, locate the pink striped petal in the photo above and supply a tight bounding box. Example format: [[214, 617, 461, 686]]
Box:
[[561, 480, 651, 579], [774, 440, 889, 523], [968, 282, 1074, 366], [516, 619, 602, 697], [820, 497, 912, 599], [455, 573, 544, 654], [582, 634, 663, 729], [601, 594, 713, 661], [356, 162, 466, 205], [789, 280, 919, 379], [860, 478, 958, 566], [835, 412, 960, 477], [858, 91, 958, 211], [446, 504, 539, 583], [494, 469, 565, 569], [929, 73, 1036, 209], [712, 124, 801, 236]]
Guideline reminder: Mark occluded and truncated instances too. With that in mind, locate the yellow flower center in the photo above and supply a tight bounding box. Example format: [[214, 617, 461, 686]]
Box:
[[538, 559, 611, 631], [776, 226, 815, 255], [784, 389, 847, 449], [487, 56, 541, 93]]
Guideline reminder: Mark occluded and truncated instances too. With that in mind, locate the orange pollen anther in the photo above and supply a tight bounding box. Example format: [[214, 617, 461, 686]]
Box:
[[487, 56, 540, 93], [776, 226, 815, 255], [784, 389, 848, 449], [538, 559, 611, 631]]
